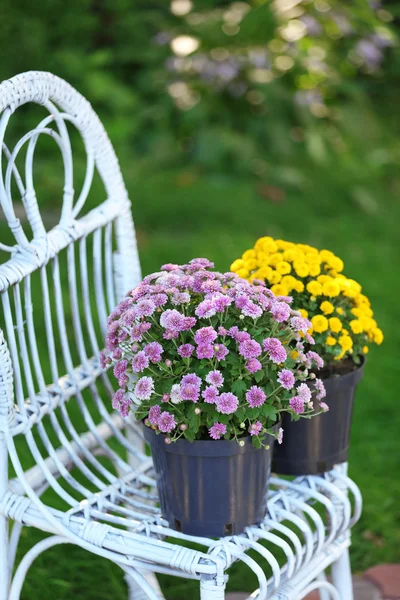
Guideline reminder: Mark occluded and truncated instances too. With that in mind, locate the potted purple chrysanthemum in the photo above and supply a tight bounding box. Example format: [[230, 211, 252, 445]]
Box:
[[101, 258, 325, 537]]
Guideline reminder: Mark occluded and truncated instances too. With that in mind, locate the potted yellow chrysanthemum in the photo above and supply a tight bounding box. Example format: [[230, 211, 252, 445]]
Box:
[[230, 237, 383, 474]]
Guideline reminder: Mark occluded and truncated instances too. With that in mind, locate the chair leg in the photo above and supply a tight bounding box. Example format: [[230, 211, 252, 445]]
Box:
[[0, 435, 9, 600], [200, 575, 226, 599], [331, 548, 353, 600]]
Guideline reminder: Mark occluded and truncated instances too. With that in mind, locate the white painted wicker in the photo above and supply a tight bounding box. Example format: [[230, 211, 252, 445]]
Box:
[[0, 71, 361, 600]]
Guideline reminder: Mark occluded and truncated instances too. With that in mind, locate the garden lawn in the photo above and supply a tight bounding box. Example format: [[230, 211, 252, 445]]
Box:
[[5, 166, 400, 599]]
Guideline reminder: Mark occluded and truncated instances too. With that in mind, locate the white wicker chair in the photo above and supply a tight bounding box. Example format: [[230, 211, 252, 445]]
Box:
[[0, 71, 361, 600]]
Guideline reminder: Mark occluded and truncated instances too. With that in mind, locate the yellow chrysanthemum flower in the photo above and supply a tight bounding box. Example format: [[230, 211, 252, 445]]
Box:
[[328, 256, 344, 272], [230, 259, 245, 272], [269, 270, 282, 284], [339, 335, 353, 351], [242, 249, 256, 261], [244, 259, 257, 271], [293, 279, 305, 293], [336, 307, 344, 315], [329, 317, 342, 333], [317, 274, 331, 284], [309, 264, 321, 277], [363, 346, 369, 354], [276, 260, 291, 275], [291, 350, 299, 360], [298, 308, 308, 318], [294, 262, 309, 278], [326, 336, 336, 346], [349, 319, 364, 334], [320, 301, 334, 315], [271, 284, 288, 296], [373, 328, 384, 345], [236, 268, 249, 279], [311, 315, 329, 333], [306, 280, 323, 296], [322, 279, 340, 298]]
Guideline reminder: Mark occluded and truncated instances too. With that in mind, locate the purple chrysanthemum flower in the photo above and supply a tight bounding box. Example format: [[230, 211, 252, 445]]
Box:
[[320, 401, 329, 412], [262, 338, 287, 364], [306, 351, 324, 369], [112, 348, 122, 360], [134, 376, 154, 400], [160, 309, 186, 331], [136, 297, 156, 318], [143, 342, 164, 364], [194, 326, 218, 346], [305, 333, 315, 345], [170, 383, 182, 404], [246, 358, 262, 373], [120, 400, 130, 417], [195, 298, 217, 318], [206, 370, 224, 388], [277, 369, 295, 390], [112, 388, 125, 410], [100, 351, 110, 369], [201, 280, 222, 294], [214, 344, 229, 362], [196, 344, 214, 359], [216, 392, 239, 415], [148, 405, 161, 425], [118, 374, 129, 389], [235, 295, 249, 310], [181, 383, 200, 402], [158, 411, 176, 433], [171, 291, 191, 305], [209, 422, 227, 440], [249, 421, 263, 436], [241, 300, 263, 318], [278, 427, 284, 444], [239, 338, 262, 359], [117, 329, 128, 343], [297, 383, 312, 403], [315, 378, 326, 400], [228, 326, 240, 339], [121, 308, 138, 327], [271, 301, 291, 323], [218, 326, 228, 336], [181, 373, 201, 388], [202, 386, 219, 404], [246, 386, 266, 408], [290, 316, 312, 333], [177, 343, 195, 358], [131, 322, 151, 342], [289, 395, 305, 415], [152, 293, 168, 307], [236, 331, 251, 343], [132, 351, 149, 373], [183, 316, 197, 330], [161, 263, 180, 272], [211, 292, 232, 312]]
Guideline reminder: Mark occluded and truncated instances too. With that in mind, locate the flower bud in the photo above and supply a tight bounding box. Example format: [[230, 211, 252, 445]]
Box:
[[239, 422, 246, 429], [238, 440, 245, 447], [265, 445, 270, 450], [164, 437, 171, 444], [214, 345, 220, 352], [239, 314, 245, 320], [144, 419, 151, 427], [162, 393, 170, 402], [180, 423, 187, 431], [165, 359, 172, 367], [151, 425, 157, 430], [194, 407, 201, 415], [309, 373, 316, 379]]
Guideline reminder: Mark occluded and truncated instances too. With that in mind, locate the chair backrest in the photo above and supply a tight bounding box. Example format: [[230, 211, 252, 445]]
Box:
[[0, 72, 143, 503]]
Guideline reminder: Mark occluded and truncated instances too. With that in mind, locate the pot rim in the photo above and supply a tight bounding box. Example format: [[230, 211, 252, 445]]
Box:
[[311, 354, 365, 389], [143, 420, 281, 456]]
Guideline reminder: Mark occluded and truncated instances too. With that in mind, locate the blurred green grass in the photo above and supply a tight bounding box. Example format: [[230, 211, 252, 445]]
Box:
[[4, 161, 399, 598]]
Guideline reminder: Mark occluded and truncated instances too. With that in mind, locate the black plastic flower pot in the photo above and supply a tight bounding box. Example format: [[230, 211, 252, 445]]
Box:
[[143, 423, 279, 537], [272, 360, 364, 476]]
